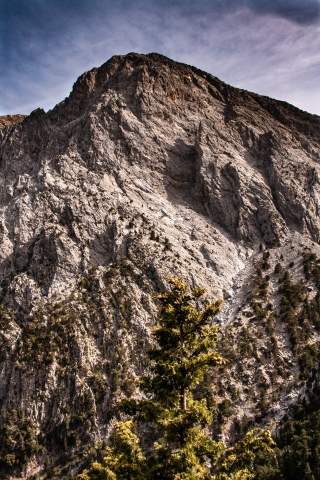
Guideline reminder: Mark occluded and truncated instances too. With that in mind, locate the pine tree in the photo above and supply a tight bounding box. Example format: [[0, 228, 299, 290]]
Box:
[[77, 421, 146, 480], [212, 428, 277, 479], [121, 277, 226, 479], [77, 277, 277, 480]]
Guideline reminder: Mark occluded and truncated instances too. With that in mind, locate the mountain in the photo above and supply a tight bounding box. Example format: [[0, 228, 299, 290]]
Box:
[[0, 52, 320, 479], [0, 114, 27, 129]]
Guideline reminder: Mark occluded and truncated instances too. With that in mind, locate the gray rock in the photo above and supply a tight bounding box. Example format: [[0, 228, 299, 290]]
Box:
[[0, 52, 319, 476]]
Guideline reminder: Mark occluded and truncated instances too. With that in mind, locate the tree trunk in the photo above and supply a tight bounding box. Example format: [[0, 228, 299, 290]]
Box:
[[181, 388, 187, 411], [180, 318, 187, 410]]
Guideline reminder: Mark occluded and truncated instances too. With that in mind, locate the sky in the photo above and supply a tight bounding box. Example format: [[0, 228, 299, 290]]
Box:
[[1, 0, 320, 116]]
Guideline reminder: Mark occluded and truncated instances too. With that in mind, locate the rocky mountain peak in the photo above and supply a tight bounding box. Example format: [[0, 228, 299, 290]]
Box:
[[0, 53, 320, 478]]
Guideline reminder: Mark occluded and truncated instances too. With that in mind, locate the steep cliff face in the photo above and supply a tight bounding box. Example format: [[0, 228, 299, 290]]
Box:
[[0, 53, 320, 478]]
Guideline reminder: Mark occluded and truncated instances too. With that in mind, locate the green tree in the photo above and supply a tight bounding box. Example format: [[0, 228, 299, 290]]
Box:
[[0, 408, 40, 471], [78, 277, 225, 480], [77, 421, 146, 480], [279, 409, 320, 479], [77, 277, 278, 480], [213, 428, 279, 480], [124, 276, 226, 479]]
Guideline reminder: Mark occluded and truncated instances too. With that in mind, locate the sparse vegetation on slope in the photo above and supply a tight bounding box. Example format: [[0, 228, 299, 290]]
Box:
[[1, 52, 320, 478]]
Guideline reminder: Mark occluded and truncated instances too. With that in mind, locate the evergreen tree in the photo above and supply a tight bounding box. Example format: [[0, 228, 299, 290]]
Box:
[[77, 277, 277, 480], [122, 276, 226, 479], [77, 421, 146, 480], [213, 428, 278, 480]]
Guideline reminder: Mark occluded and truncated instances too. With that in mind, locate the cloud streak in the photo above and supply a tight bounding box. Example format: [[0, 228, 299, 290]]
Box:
[[241, 0, 320, 24], [1, 0, 319, 115], [136, 0, 320, 25]]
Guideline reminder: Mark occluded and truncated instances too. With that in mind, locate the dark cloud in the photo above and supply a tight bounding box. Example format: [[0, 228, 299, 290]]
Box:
[[150, 0, 320, 25], [246, 0, 320, 25]]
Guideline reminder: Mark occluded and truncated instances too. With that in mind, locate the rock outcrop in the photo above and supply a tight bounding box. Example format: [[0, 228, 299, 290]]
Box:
[[0, 52, 320, 478], [0, 114, 26, 129]]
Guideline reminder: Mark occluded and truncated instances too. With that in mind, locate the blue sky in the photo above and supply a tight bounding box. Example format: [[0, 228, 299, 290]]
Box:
[[1, 0, 320, 116]]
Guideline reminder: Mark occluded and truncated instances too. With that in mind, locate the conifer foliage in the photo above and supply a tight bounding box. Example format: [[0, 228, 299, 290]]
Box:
[[77, 420, 146, 480], [77, 278, 276, 479], [135, 276, 226, 478], [78, 277, 225, 479]]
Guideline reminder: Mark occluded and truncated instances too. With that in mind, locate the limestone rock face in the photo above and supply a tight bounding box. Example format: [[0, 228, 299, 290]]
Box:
[[0, 114, 26, 129], [0, 53, 320, 477]]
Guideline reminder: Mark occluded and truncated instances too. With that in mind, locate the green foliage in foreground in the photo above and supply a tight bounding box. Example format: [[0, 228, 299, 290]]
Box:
[[78, 423, 277, 480], [77, 421, 146, 480], [277, 402, 320, 480], [0, 408, 41, 470], [77, 278, 275, 480], [120, 276, 226, 479]]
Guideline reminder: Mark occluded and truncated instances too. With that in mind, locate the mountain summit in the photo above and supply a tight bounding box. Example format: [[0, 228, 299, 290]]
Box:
[[0, 53, 320, 478]]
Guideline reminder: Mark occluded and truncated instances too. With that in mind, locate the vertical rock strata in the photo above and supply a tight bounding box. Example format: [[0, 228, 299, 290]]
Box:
[[0, 53, 320, 477]]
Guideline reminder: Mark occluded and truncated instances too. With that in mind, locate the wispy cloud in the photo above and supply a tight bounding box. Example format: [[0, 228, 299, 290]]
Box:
[[0, 0, 319, 115]]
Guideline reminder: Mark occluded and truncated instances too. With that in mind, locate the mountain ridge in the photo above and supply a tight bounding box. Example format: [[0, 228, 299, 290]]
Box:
[[0, 52, 320, 478]]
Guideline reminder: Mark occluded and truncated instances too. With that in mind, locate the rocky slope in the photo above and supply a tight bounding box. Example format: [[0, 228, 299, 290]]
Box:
[[0, 52, 320, 478], [0, 115, 26, 129]]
